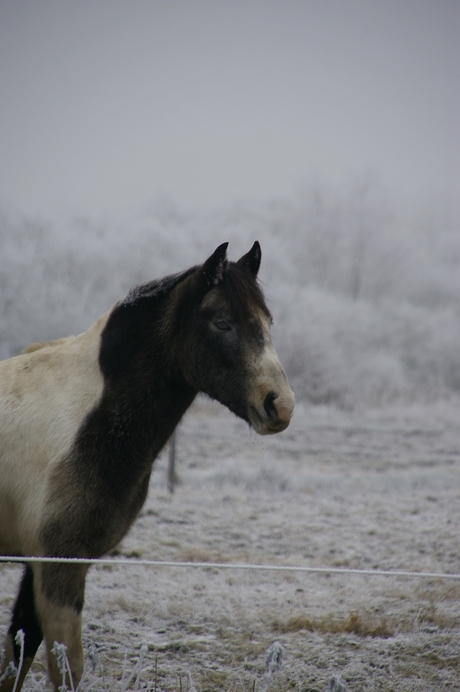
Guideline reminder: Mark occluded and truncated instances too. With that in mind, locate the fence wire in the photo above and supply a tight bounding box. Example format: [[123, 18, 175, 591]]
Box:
[[1, 555, 459, 581]]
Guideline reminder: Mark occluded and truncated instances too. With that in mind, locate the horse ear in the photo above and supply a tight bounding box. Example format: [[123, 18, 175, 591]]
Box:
[[202, 242, 229, 289], [237, 241, 261, 277]]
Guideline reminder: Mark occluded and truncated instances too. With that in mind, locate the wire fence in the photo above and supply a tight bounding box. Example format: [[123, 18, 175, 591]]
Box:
[[1, 555, 459, 581]]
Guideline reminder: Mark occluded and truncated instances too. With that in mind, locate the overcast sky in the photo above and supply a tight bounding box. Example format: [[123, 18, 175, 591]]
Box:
[[0, 0, 458, 218]]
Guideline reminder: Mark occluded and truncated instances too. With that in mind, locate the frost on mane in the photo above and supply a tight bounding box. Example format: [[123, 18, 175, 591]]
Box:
[[121, 270, 192, 308]]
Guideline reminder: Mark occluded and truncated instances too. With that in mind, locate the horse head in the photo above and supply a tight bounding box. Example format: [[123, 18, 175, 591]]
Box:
[[177, 242, 295, 434]]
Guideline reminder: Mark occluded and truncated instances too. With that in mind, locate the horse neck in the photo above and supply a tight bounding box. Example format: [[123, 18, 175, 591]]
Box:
[[95, 286, 196, 464]]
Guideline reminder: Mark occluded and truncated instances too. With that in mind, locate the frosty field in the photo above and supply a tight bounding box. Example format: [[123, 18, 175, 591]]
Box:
[[1, 399, 459, 691]]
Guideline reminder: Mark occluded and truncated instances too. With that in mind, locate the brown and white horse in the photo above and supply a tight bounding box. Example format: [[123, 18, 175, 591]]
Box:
[[0, 242, 295, 690]]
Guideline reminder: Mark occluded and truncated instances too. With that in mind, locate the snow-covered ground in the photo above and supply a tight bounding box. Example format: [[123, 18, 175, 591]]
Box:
[[1, 399, 459, 690]]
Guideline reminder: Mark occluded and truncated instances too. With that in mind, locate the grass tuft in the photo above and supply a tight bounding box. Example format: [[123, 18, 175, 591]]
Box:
[[274, 611, 395, 638]]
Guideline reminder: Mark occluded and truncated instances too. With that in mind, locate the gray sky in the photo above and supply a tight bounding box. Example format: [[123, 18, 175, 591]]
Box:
[[0, 0, 458, 218]]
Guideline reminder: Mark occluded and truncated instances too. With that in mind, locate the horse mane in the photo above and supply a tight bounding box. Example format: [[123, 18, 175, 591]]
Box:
[[120, 268, 195, 308]]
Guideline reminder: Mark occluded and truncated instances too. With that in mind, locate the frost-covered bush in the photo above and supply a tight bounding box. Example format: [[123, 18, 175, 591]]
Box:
[[1, 182, 459, 407]]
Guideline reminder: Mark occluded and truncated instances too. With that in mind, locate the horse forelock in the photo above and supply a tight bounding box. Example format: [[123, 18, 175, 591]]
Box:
[[220, 262, 272, 323]]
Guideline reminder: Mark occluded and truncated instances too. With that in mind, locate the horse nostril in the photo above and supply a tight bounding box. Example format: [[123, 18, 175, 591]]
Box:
[[264, 392, 278, 419]]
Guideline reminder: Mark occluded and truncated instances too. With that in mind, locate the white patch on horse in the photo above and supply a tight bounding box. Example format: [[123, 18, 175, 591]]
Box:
[[0, 312, 108, 557]]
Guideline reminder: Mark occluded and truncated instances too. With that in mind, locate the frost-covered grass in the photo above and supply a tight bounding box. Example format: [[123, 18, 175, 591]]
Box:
[[1, 401, 460, 690], [1, 635, 156, 691]]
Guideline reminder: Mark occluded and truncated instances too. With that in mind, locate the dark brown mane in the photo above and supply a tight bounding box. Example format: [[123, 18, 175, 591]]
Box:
[[221, 262, 272, 322]]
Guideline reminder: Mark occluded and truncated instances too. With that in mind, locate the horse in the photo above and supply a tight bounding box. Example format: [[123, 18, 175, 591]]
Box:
[[0, 241, 295, 690]]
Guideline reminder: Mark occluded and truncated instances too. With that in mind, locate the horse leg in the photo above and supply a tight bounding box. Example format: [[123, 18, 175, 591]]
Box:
[[33, 562, 88, 691], [0, 565, 43, 691]]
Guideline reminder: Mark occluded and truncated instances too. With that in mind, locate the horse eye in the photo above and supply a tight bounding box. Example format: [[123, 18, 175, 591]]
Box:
[[214, 319, 231, 332]]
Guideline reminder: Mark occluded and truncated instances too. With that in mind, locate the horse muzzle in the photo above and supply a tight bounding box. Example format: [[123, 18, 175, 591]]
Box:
[[249, 388, 295, 435]]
